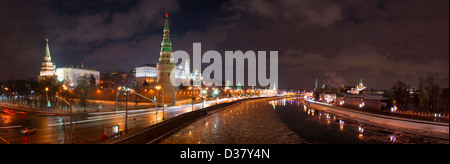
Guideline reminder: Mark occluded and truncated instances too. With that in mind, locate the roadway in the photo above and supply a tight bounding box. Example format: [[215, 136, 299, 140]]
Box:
[[0, 97, 244, 144]]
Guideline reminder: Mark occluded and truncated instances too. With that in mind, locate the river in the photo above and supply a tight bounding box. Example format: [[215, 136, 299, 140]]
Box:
[[160, 98, 449, 144]]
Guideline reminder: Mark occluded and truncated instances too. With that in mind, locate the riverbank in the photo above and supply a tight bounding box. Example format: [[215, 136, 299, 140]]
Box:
[[304, 99, 449, 140]]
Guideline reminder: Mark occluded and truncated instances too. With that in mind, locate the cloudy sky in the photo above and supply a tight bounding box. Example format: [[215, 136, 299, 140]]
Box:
[[0, 0, 448, 89]]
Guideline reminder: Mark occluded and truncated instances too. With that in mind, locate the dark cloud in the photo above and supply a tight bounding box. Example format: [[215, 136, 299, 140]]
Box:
[[0, 0, 179, 80], [0, 0, 448, 90], [203, 0, 449, 89], [280, 44, 448, 89], [53, 0, 179, 43], [224, 0, 343, 28]]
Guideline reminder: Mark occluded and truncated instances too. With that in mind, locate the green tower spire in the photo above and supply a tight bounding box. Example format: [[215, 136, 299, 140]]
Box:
[[164, 13, 170, 31], [45, 38, 51, 58], [161, 14, 173, 53]]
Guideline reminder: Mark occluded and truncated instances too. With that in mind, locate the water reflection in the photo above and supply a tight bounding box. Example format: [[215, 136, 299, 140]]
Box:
[[358, 125, 364, 140], [390, 134, 396, 143], [270, 98, 448, 144], [339, 120, 344, 132]]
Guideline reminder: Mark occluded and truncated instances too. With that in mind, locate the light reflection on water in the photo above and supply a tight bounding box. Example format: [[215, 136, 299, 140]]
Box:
[[161, 99, 304, 144], [160, 98, 448, 144], [272, 98, 448, 144]]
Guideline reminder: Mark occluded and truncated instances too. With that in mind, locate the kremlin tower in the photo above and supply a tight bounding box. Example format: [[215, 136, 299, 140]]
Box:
[[38, 39, 57, 82], [156, 14, 176, 106]]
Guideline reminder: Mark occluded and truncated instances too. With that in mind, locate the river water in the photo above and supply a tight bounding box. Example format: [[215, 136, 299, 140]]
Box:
[[160, 98, 448, 144]]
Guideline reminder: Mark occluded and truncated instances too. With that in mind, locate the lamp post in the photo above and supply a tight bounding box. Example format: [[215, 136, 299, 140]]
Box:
[[62, 84, 68, 111], [156, 85, 165, 120], [201, 88, 206, 109], [123, 87, 133, 134], [115, 87, 122, 112], [124, 90, 128, 133], [215, 91, 219, 105], [188, 87, 193, 111], [45, 87, 49, 110]]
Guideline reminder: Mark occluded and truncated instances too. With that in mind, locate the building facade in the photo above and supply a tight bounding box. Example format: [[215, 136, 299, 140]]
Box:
[[348, 78, 367, 95], [337, 93, 390, 111], [136, 58, 191, 87], [56, 66, 100, 88], [136, 64, 158, 86]]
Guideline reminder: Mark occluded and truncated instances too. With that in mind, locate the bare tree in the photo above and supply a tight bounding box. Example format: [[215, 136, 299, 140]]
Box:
[[420, 76, 440, 112], [391, 81, 409, 110], [75, 75, 92, 112]]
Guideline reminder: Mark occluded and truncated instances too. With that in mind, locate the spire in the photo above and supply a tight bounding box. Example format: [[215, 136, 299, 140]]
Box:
[[164, 13, 170, 31], [45, 38, 51, 59], [39, 38, 56, 77], [161, 13, 173, 53], [315, 78, 319, 90]]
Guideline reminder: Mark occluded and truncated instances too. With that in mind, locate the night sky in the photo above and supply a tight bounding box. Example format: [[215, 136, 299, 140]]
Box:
[[0, 0, 448, 89]]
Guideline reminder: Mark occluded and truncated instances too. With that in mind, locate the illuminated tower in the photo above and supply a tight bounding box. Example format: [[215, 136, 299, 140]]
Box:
[[314, 78, 319, 90], [156, 14, 176, 106], [184, 59, 190, 80], [358, 78, 365, 89], [38, 38, 57, 82]]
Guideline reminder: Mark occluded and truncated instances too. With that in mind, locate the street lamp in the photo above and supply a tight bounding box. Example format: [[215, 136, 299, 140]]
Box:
[[155, 85, 165, 120], [45, 87, 50, 110], [62, 84, 68, 91], [201, 89, 207, 109], [123, 87, 134, 133], [115, 87, 122, 112], [188, 87, 193, 111], [61, 84, 69, 111]]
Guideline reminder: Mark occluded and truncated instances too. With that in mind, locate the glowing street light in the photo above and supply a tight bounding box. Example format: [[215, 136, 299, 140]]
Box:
[[155, 85, 166, 120], [188, 87, 193, 111], [62, 84, 68, 91]]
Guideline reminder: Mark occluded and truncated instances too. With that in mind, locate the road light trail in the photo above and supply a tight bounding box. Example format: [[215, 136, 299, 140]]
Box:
[[0, 136, 10, 144]]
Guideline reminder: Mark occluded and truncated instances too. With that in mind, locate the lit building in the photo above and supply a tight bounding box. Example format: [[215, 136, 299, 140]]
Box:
[[38, 39, 57, 82], [136, 64, 158, 86], [136, 64, 158, 78], [136, 59, 190, 86], [224, 80, 232, 91], [191, 67, 203, 86], [339, 93, 390, 111], [56, 66, 100, 88], [348, 78, 366, 95]]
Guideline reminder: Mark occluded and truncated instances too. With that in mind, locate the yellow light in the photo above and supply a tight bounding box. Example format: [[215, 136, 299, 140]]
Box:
[[45, 87, 49, 92], [155, 85, 161, 90]]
